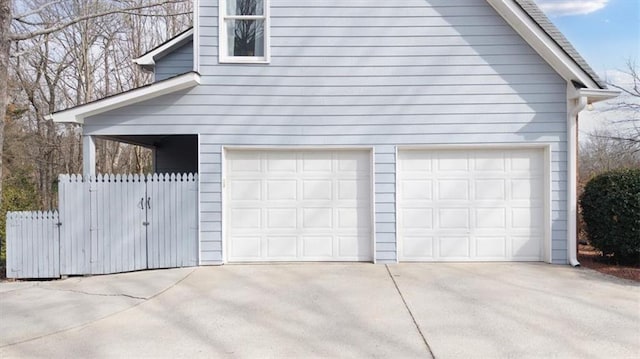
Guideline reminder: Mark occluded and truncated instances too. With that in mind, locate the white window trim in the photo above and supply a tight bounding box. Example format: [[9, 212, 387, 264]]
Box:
[[219, 0, 271, 64]]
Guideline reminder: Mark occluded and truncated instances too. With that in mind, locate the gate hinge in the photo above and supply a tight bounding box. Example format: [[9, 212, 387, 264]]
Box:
[[143, 222, 150, 226]]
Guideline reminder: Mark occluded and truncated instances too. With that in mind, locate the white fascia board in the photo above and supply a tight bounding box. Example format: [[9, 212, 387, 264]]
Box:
[[576, 88, 620, 103], [47, 72, 201, 124], [487, 0, 600, 89], [133, 28, 194, 67]]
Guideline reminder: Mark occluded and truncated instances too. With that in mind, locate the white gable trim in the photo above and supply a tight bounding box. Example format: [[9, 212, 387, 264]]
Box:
[[487, 0, 600, 89], [47, 72, 201, 124], [133, 28, 194, 68]]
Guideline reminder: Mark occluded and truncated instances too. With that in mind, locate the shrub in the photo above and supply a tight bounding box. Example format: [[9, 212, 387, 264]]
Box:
[[580, 168, 640, 265]]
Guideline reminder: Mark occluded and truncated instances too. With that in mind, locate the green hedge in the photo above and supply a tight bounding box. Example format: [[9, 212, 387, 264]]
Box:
[[580, 168, 640, 265]]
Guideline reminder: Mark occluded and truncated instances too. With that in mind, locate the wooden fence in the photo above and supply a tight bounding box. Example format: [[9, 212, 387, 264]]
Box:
[[6, 211, 61, 279], [6, 173, 198, 279]]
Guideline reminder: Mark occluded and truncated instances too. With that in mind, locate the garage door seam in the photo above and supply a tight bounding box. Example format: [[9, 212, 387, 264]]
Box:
[[385, 265, 436, 358]]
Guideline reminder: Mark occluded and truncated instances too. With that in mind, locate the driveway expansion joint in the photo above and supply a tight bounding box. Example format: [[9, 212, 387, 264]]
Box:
[[385, 264, 436, 359]]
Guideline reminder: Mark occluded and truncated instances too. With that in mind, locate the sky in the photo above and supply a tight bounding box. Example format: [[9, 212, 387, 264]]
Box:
[[534, 0, 639, 136], [536, 0, 639, 74]]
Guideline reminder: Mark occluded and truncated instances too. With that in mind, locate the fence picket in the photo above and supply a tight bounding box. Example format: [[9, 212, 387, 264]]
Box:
[[7, 172, 198, 279], [5, 211, 60, 279]]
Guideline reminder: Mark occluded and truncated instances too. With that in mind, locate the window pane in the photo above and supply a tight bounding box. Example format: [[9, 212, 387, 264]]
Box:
[[226, 0, 264, 16], [227, 20, 265, 57]]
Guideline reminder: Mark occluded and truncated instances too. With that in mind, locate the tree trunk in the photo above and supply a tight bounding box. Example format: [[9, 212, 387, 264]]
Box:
[[0, 0, 12, 206]]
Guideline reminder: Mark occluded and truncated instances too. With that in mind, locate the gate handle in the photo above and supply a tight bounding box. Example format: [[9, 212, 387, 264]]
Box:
[[138, 197, 144, 210], [146, 197, 151, 210]]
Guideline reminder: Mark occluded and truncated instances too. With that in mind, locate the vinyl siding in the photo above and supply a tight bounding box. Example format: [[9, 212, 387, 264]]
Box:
[[155, 41, 194, 82], [84, 0, 569, 264]]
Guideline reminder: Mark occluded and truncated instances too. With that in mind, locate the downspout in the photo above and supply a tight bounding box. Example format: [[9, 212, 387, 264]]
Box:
[[567, 92, 587, 267]]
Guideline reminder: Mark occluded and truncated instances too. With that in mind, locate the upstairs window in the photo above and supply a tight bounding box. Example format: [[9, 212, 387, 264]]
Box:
[[220, 0, 270, 63]]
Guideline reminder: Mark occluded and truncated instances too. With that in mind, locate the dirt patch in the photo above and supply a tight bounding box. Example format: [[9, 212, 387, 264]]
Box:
[[578, 244, 640, 282]]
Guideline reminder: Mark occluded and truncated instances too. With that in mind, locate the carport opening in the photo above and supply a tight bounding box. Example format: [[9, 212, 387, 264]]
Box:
[[98, 135, 198, 174]]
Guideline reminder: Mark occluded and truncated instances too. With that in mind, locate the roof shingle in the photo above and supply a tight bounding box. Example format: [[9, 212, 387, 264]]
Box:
[[513, 0, 607, 88]]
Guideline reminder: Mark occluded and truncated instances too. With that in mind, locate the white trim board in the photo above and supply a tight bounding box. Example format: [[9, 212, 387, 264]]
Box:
[[133, 28, 194, 69], [47, 72, 201, 124]]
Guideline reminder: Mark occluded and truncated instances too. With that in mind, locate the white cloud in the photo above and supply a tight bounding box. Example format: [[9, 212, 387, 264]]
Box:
[[536, 0, 609, 17]]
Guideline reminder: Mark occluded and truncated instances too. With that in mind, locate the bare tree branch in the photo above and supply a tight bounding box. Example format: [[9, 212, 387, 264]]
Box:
[[12, 0, 67, 21], [9, 0, 189, 41]]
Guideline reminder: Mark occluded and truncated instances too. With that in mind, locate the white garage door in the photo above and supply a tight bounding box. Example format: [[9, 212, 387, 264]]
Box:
[[225, 149, 372, 262], [398, 148, 545, 262]]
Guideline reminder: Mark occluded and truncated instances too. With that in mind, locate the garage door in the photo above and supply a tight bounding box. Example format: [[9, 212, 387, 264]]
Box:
[[225, 149, 372, 262], [398, 148, 545, 261]]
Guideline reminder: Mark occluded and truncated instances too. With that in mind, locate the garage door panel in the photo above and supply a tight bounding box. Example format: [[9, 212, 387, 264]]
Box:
[[266, 152, 297, 172], [401, 208, 434, 229], [403, 236, 434, 259], [439, 208, 470, 229], [303, 180, 332, 200], [338, 180, 370, 200], [267, 237, 298, 258], [438, 179, 469, 200], [231, 209, 261, 229], [399, 151, 433, 171], [437, 152, 470, 171], [231, 236, 261, 258], [401, 180, 433, 200], [512, 235, 542, 258], [337, 207, 370, 229], [476, 236, 507, 258], [439, 236, 470, 258], [337, 152, 370, 172], [475, 179, 506, 200], [511, 207, 543, 229], [512, 178, 544, 200], [399, 148, 545, 262], [302, 152, 332, 171], [230, 180, 261, 200], [302, 236, 333, 257], [338, 236, 370, 258], [267, 180, 297, 200], [475, 152, 506, 171], [229, 152, 262, 172], [302, 207, 333, 229], [267, 208, 297, 229], [227, 150, 372, 262], [511, 151, 544, 172], [475, 208, 506, 229]]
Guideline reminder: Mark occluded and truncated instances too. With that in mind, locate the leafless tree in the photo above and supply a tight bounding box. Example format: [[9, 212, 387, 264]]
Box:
[[1, 0, 192, 207], [600, 59, 640, 146]]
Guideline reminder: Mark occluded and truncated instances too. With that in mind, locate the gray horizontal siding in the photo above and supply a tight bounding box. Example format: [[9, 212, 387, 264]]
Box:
[[155, 42, 194, 82], [375, 146, 396, 263], [199, 143, 222, 264], [85, 0, 570, 264]]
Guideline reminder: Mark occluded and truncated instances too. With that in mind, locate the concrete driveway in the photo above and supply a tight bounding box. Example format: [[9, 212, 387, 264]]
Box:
[[1, 263, 638, 358]]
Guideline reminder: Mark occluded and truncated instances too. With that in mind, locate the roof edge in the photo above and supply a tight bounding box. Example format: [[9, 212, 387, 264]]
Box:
[[487, 0, 603, 89], [133, 28, 194, 69], [47, 72, 201, 124]]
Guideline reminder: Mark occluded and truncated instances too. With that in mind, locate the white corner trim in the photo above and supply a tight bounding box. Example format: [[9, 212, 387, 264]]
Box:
[[487, 0, 600, 89], [133, 28, 194, 67], [47, 72, 201, 124], [193, 0, 200, 73]]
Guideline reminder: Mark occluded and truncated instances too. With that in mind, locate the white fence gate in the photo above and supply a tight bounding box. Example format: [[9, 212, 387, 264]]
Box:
[[6, 173, 198, 279], [6, 211, 60, 279]]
